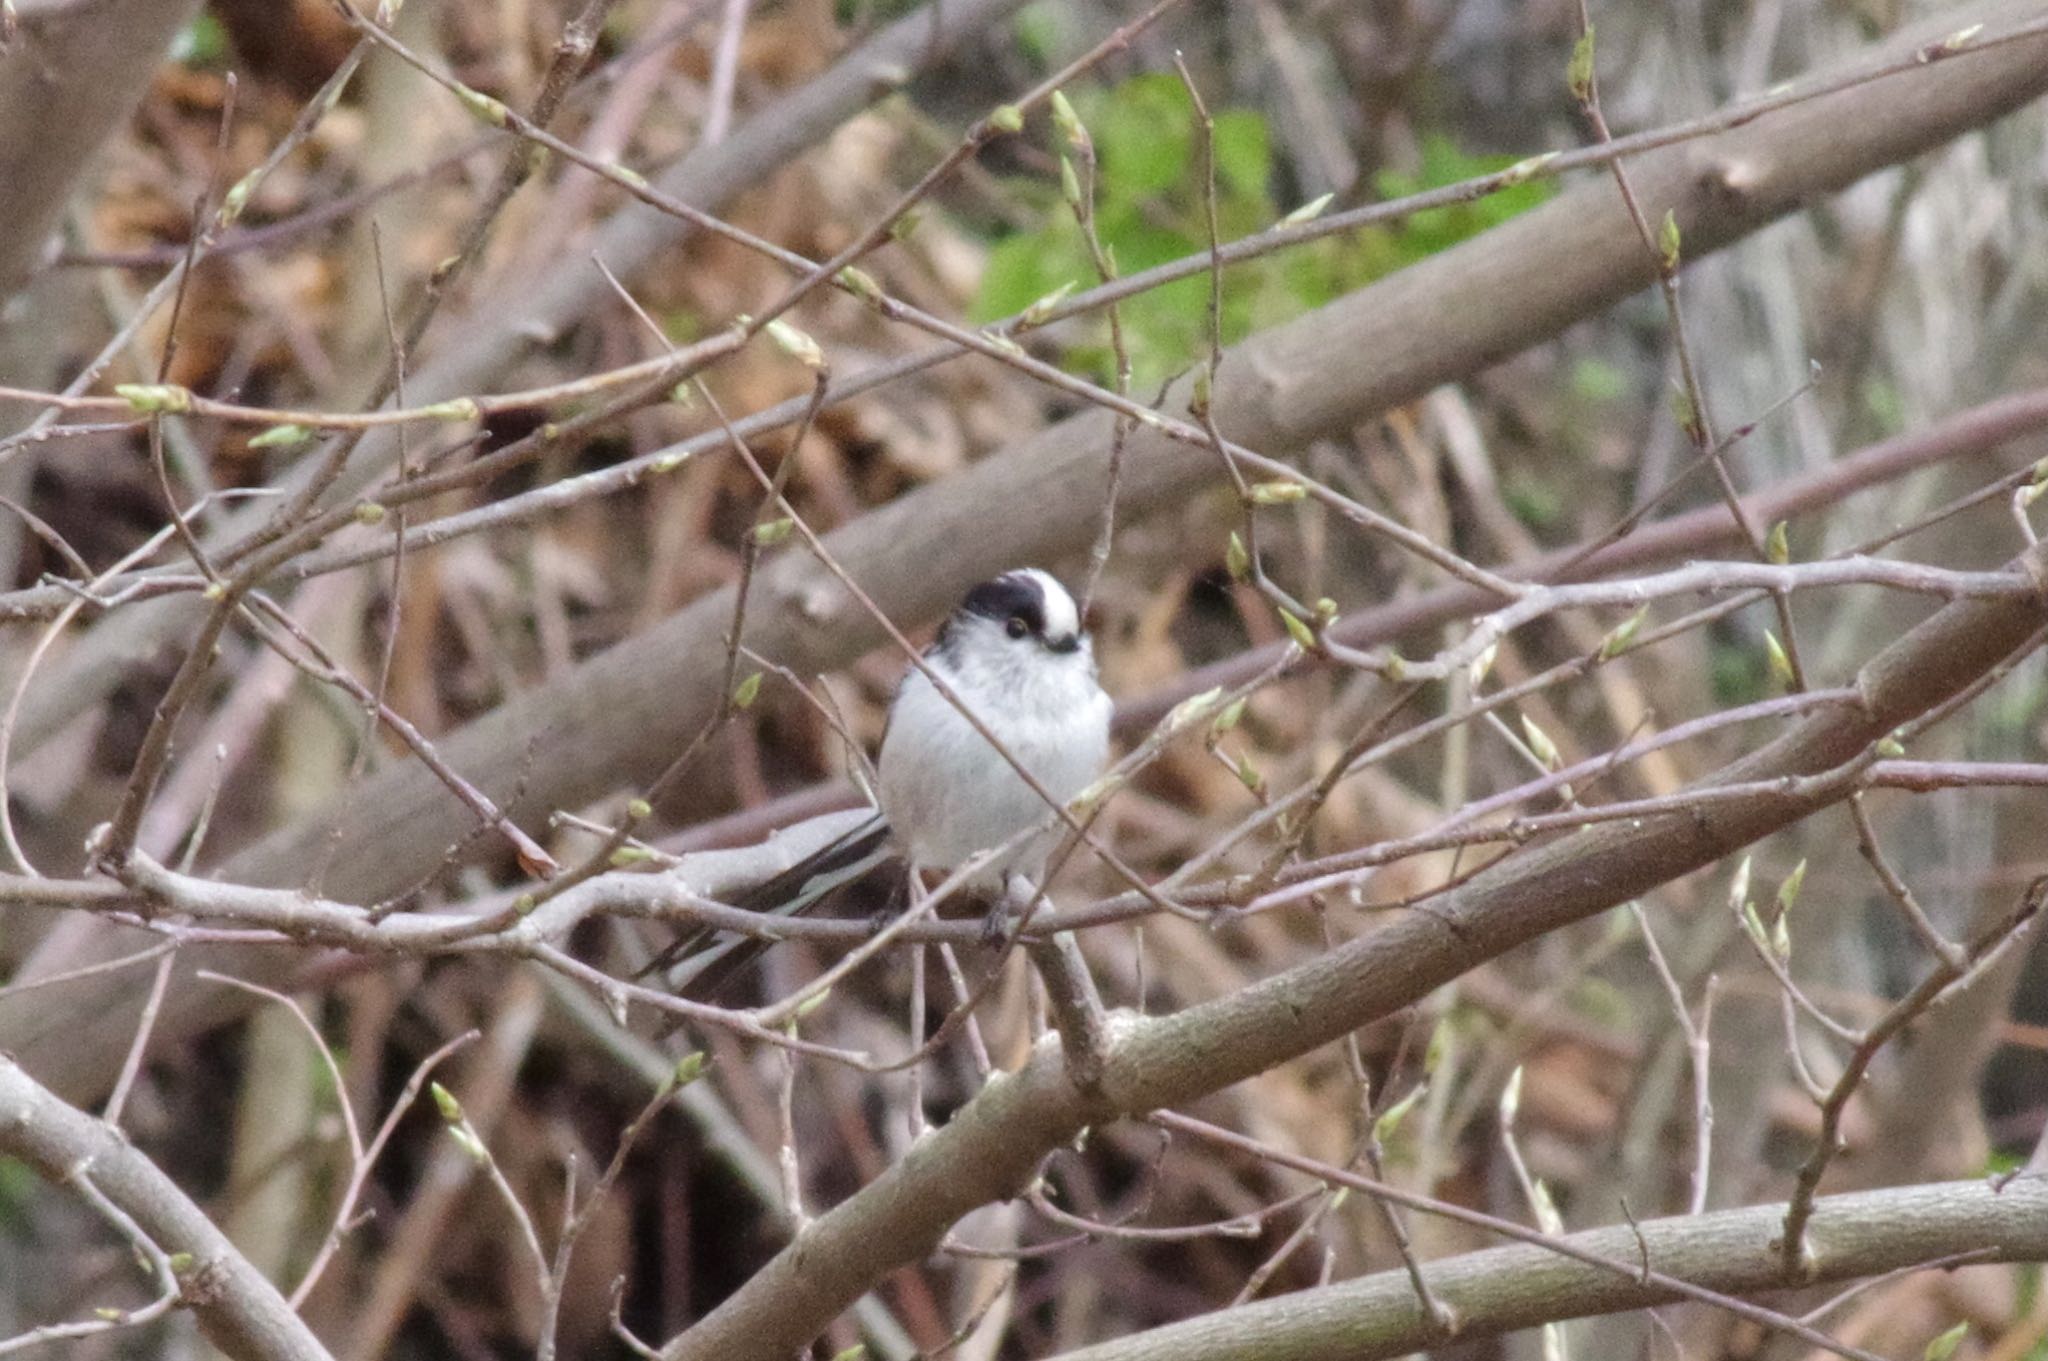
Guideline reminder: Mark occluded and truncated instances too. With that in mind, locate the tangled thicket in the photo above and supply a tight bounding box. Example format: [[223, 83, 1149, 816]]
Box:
[[2, 2, 2048, 1360]]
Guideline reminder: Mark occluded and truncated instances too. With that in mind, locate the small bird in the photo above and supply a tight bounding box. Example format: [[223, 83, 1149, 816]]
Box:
[[652, 568, 1112, 997]]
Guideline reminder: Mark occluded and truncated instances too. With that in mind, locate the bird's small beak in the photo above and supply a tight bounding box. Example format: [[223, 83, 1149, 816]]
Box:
[[1045, 633, 1081, 654]]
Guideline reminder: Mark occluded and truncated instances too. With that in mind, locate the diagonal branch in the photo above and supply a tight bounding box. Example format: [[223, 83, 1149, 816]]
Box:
[[0, 1054, 334, 1361], [652, 540, 2048, 1358]]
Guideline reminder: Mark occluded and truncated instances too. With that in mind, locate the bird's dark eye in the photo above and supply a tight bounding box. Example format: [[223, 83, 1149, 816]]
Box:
[[1004, 615, 1029, 639]]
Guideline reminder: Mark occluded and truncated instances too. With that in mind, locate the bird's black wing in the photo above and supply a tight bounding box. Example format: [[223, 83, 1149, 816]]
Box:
[[638, 811, 892, 1002]]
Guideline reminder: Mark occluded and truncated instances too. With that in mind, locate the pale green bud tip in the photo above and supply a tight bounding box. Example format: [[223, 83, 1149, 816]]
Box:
[[752, 517, 793, 547], [626, 798, 653, 820], [732, 671, 762, 709], [1777, 859, 1807, 913], [1279, 192, 1333, 228], [1923, 25, 1982, 61], [422, 397, 482, 423], [1280, 609, 1316, 651], [1211, 697, 1247, 734], [1566, 25, 1596, 102], [1469, 640, 1499, 686], [1224, 530, 1250, 582], [1876, 732, 1906, 758], [1599, 605, 1648, 661], [451, 1126, 489, 1165], [354, 501, 387, 525], [1764, 630, 1794, 686], [221, 171, 259, 224], [1246, 479, 1307, 505], [1766, 520, 1789, 564], [794, 987, 832, 1018], [1373, 1081, 1425, 1145], [1499, 152, 1558, 186], [247, 423, 313, 450], [837, 266, 883, 303], [1924, 1321, 1969, 1361], [114, 383, 192, 415], [166, 1251, 195, 1273], [1729, 854, 1752, 909], [1164, 687, 1225, 732], [674, 1051, 708, 1087], [610, 163, 648, 191], [988, 104, 1024, 134], [1658, 210, 1682, 272], [765, 317, 827, 370], [1500, 1065, 1524, 1124], [610, 846, 653, 867], [1022, 280, 1075, 327], [1049, 89, 1082, 144], [430, 1082, 463, 1123], [455, 84, 510, 127]]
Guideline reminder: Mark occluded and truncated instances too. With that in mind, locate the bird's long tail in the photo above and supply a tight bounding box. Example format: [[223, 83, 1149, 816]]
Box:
[[638, 812, 892, 1002]]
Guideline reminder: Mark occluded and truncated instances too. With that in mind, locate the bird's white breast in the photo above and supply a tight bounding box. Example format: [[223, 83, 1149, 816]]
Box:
[[876, 643, 1110, 878]]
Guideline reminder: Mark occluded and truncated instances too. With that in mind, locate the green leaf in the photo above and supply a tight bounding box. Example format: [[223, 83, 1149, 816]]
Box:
[[732, 672, 763, 709], [1211, 110, 1270, 200], [1090, 72, 1193, 196], [1924, 1321, 1968, 1361]]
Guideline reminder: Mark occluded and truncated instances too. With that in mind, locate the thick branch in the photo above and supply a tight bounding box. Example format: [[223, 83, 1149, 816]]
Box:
[[651, 532, 2048, 1359], [1040, 1178, 2048, 1361], [0, 1055, 335, 1361], [8, 0, 2048, 1108], [0, 0, 205, 301]]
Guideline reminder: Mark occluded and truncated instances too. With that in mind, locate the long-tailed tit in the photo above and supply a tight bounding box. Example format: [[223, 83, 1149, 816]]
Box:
[[652, 568, 1111, 997]]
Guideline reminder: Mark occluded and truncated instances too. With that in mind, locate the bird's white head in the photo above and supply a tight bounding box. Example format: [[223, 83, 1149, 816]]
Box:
[[941, 568, 1085, 656]]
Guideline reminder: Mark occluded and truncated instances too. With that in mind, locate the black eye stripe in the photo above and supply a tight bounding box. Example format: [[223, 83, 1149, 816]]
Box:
[[961, 574, 1047, 636]]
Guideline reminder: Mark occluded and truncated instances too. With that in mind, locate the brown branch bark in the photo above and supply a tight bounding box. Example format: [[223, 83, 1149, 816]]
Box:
[[6, 0, 2047, 1111], [1037, 1178, 2048, 1361], [0, 1053, 335, 1361], [0, 0, 206, 301], [3, 0, 1035, 761], [645, 536, 2048, 1358]]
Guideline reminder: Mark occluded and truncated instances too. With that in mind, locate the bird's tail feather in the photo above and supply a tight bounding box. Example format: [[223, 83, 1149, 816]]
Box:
[[639, 812, 892, 1002]]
